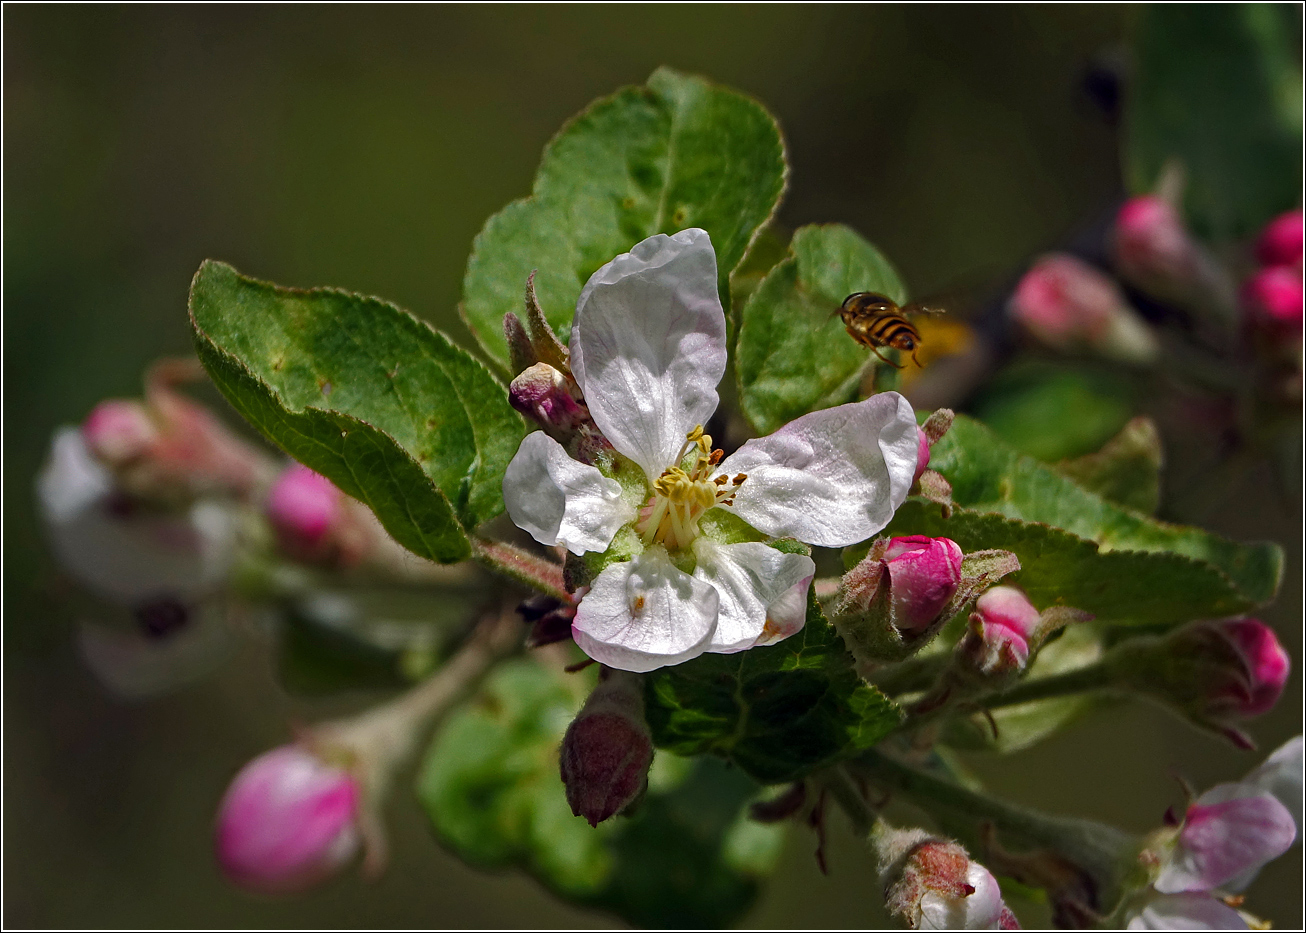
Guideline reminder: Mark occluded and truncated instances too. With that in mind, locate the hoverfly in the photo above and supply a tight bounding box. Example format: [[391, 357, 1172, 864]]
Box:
[[839, 292, 945, 368]]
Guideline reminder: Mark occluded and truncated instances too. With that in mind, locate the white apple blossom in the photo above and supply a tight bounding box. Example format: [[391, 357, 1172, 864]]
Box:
[[503, 228, 920, 672], [38, 426, 237, 606]]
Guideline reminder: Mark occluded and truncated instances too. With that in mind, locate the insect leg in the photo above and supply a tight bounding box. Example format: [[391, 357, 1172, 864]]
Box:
[[870, 345, 905, 369]]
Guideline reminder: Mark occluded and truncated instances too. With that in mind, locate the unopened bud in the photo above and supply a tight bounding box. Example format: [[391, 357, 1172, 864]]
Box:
[[832, 540, 1019, 666], [876, 823, 1019, 930], [1255, 209, 1304, 268], [1009, 254, 1159, 364], [82, 399, 160, 466], [265, 464, 342, 560], [215, 744, 362, 894], [883, 537, 965, 634], [1113, 195, 1197, 286], [923, 588, 1090, 712], [1242, 265, 1304, 339], [509, 362, 590, 437], [559, 668, 653, 827], [1113, 618, 1290, 747], [962, 585, 1042, 674]]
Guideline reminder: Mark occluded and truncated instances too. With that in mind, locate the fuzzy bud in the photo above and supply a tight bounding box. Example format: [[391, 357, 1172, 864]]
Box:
[[1114, 195, 1197, 286], [509, 362, 590, 437], [883, 537, 965, 635], [82, 399, 160, 467], [832, 540, 1019, 667], [215, 744, 362, 894], [1255, 210, 1304, 268], [1113, 618, 1290, 747], [559, 668, 653, 827], [961, 585, 1042, 674], [265, 464, 343, 560], [1009, 254, 1158, 363], [1242, 265, 1304, 338], [876, 824, 1019, 930]]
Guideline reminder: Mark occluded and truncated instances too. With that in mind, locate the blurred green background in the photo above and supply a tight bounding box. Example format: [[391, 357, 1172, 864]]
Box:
[[4, 6, 1300, 928]]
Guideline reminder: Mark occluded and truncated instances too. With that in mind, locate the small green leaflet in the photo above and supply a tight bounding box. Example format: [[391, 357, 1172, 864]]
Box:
[[461, 67, 788, 371], [736, 223, 907, 435]]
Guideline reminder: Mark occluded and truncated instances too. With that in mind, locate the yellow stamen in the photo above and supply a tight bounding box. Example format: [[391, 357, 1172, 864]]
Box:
[[635, 427, 747, 549]]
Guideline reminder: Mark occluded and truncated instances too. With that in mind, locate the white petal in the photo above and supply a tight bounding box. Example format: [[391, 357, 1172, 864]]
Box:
[[570, 228, 727, 481], [502, 431, 631, 555], [719, 392, 919, 548], [572, 549, 719, 673], [38, 428, 237, 605], [77, 604, 235, 700], [692, 540, 815, 653], [1245, 734, 1304, 832], [919, 863, 1006, 930], [1125, 893, 1248, 930]]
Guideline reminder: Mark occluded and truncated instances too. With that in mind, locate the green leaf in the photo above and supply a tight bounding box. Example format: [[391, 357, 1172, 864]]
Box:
[[924, 415, 1282, 606], [461, 67, 788, 371], [886, 500, 1267, 626], [189, 260, 525, 563], [735, 223, 907, 435], [1055, 417, 1163, 515], [416, 659, 783, 927], [645, 579, 903, 784], [1125, 4, 1303, 240]]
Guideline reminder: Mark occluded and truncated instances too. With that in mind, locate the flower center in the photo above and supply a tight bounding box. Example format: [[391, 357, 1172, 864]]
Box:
[[634, 426, 745, 550]]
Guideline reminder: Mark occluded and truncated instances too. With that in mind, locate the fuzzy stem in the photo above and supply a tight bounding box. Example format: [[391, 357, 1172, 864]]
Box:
[[980, 662, 1117, 711], [471, 537, 567, 600], [869, 652, 954, 697], [855, 748, 1136, 908], [817, 765, 877, 838], [313, 608, 522, 794]]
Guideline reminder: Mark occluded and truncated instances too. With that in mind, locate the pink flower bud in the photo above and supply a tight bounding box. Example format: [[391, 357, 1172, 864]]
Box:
[[559, 668, 653, 827], [1009, 254, 1118, 345], [1216, 619, 1290, 718], [883, 536, 965, 636], [1242, 265, 1303, 337], [215, 744, 362, 894], [1118, 618, 1291, 747], [265, 464, 342, 558], [82, 399, 160, 466], [970, 585, 1042, 670], [1114, 195, 1195, 284], [509, 362, 589, 436], [913, 427, 932, 484], [1256, 209, 1304, 268]]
